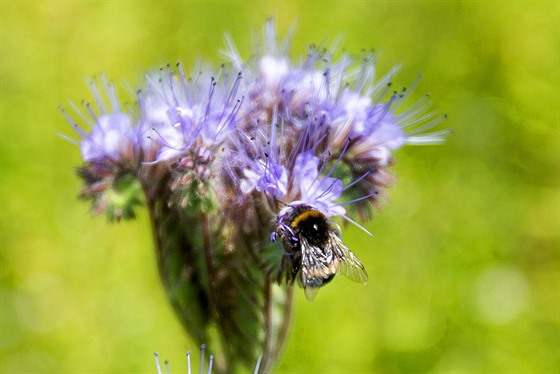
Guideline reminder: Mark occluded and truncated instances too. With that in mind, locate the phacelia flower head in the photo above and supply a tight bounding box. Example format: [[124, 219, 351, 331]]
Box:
[[63, 19, 447, 372], [79, 111, 134, 162], [61, 76, 138, 165]]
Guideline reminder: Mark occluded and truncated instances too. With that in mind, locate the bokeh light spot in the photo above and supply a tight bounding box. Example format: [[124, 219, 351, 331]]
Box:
[[473, 265, 530, 325], [383, 304, 446, 351], [14, 273, 72, 333]]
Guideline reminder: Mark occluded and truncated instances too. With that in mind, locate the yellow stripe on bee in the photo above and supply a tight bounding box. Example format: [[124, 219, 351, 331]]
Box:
[[290, 209, 325, 229]]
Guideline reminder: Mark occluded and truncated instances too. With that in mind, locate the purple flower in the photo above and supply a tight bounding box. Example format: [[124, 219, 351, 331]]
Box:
[[61, 77, 138, 165], [79, 112, 135, 162], [288, 152, 345, 217], [141, 66, 245, 163], [240, 158, 288, 199]]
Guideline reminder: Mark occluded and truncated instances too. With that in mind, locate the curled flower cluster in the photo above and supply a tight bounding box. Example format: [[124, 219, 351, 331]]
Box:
[[63, 20, 446, 372]]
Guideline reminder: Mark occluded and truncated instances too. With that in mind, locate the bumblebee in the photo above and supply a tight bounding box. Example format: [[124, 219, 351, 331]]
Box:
[[276, 204, 368, 300]]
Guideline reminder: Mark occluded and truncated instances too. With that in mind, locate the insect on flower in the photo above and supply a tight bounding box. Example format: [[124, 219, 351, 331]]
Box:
[[276, 204, 368, 300]]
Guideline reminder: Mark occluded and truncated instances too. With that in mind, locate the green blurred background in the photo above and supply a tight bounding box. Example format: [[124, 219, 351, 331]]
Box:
[[1, 1, 558, 373]]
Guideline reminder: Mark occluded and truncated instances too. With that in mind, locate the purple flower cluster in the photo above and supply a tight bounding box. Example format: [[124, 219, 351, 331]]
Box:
[[63, 20, 446, 370], [69, 23, 445, 265], [64, 20, 446, 282]]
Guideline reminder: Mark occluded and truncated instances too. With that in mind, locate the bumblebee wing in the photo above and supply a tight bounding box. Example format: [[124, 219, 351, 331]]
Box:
[[299, 236, 337, 300], [330, 234, 369, 284], [303, 285, 320, 301]]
